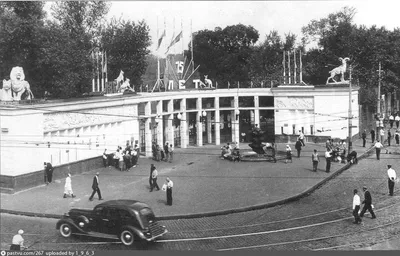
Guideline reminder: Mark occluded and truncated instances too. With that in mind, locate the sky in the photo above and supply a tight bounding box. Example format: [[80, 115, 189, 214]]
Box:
[[105, 0, 400, 55]]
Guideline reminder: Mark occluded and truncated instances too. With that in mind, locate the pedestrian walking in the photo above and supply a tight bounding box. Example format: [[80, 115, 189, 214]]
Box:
[[374, 140, 383, 160], [163, 177, 174, 206], [395, 130, 400, 145], [169, 144, 174, 163], [352, 189, 362, 224], [149, 164, 155, 189], [164, 142, 169, 162], [150, 167, 160, 192], [119, 151, 125, 171], [370, 129, 375, 143], [10, 229, 25, 251], [396, 114, 400, 129], [361, 130, 367, 147], [311, 149, 320, 172], [298, 130, 305, 146], [102, 149, 108, 167], [295, 139, 302, 158], [285, 145, 292, 163], [388, 129, 392, 146], [359, 186, 376, 219], [325, 149, 332, 173], [63, 173, 75, 198], [44, 162, 53, 184], [387, 165, 397, 196], [89, 172, 103, 201]]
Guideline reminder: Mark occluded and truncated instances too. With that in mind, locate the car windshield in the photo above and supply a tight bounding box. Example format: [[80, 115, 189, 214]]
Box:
[[139, 208, 156, 226]]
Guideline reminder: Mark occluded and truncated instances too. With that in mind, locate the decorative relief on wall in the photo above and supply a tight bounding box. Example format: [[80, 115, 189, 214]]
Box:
[[44, 105, 136, 131], [275, 97, 313, 109]]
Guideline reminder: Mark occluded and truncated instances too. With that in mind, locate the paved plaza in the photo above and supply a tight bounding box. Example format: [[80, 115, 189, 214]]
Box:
[[1, 138, 385, 219]]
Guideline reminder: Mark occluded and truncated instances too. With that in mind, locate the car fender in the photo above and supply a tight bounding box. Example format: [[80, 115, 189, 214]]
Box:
[[119, 225, 146, 240], [56, 218, 87, 234]]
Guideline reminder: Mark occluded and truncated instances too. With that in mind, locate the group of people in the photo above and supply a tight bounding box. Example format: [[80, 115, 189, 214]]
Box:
[[152, 141, 174, 163], [220, 142, 241, 162], [149, 164, 174, 205], [352, 164, 397, 224], [103, 144, 140, 171]]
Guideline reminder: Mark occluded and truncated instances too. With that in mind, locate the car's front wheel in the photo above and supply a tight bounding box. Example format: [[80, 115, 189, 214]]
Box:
[[59, 223, 73, 238], [120, 229, 136, 246]]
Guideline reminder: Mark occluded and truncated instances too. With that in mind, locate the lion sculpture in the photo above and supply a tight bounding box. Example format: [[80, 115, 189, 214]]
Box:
[[1, 67, 34, 101]]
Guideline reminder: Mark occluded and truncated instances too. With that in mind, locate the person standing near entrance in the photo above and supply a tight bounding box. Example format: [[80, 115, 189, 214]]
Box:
[[311, 149, 320, 172], [359, 186, 376, 219], [10, 229, 25, 251], [388, 129, 392, 146], [395, 114, 400, 129], [389, 114, 394, 128], [352, 189, 362, 224], [164, 142, 169, 162], [374, 140, 383, 160], [169, 144, 174, 163], [361, 130, 367, 147], [370, 129, 375, 143], [89, 172, 103, 201], [387, 165, 397, 196]]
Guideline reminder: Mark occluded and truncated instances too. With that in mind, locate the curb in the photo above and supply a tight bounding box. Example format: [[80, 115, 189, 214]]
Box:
[[1, 146, 375, 221]]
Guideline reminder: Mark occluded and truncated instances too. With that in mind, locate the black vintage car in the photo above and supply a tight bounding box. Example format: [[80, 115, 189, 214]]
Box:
[[56, 200, 167, 245]]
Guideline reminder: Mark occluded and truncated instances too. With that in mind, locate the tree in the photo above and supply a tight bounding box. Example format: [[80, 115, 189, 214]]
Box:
[[192, 24, 259, 87], [0, 1, 46, 89], [101, 17, 151, 91]]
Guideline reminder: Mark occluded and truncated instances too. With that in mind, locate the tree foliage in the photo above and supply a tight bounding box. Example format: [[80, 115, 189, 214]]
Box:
[[191, 24, 259, 86], [101, 17, 151, 91]]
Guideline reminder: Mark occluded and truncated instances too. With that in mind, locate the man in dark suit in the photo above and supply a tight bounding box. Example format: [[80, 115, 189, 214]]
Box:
[[359, 186, 376, 219], [89, 172, 103, 201]]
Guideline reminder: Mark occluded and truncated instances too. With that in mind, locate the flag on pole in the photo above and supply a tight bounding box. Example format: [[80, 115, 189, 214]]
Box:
[[157, 29, 166, 51], [165, 31, 182, 54]]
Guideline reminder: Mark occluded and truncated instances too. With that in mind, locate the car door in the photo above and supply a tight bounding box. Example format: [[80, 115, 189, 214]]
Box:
[[103, 208, 119, 234], [90, 206, 109, 234]]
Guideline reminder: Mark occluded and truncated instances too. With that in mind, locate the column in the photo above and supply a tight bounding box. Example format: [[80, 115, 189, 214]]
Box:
[[156, 100, 163, 146], [207, 112, 212, 143], [167, 100, 174, 144], [196, 97, 203, 146], [232, 96, 239, 143], [214, 97, 220, 145], [254, 95, 260, 126], [180, 99, 188, 148], [144, 102, 152, 156]]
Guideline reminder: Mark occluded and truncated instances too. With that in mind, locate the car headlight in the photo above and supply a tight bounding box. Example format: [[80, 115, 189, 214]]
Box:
[[79, 222, 85, 227]]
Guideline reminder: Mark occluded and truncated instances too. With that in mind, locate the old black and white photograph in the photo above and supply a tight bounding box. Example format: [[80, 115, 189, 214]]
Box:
[[1, 0, 400, 252]]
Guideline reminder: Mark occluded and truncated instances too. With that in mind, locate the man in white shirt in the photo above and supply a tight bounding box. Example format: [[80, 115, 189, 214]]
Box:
[[10, 229, 24, 250], [63, 173, 75, 198], [387, 165, 397, 196], [150, 168, 160, 192], [325, 149, 332, 173], [374, 140, 383, 160], [352, 189, 362, 224], [298, 130, 305, 146], [165, 177, 174, 206]]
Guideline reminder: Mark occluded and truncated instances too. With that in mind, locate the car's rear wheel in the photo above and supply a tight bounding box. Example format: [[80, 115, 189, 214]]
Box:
[[120, 229, 135, 246], [59, 223, 73, 238]]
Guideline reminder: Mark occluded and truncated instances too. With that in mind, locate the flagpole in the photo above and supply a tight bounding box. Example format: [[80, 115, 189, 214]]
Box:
[[288, 51, 291, 84], [191, 19, 194, 74], [300, 49, 303, 83], [283, 51, 286, 84], [294, 49, 297, 84], [97, 50, 100, 92], [181, 18, 184, 80], [92, 50, 95, 92], [101, 51, 104, 92], [105, 51, 108, 83]]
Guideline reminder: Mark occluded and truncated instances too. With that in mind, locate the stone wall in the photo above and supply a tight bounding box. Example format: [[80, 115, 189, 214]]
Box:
[[0, 156, 102, 194]]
